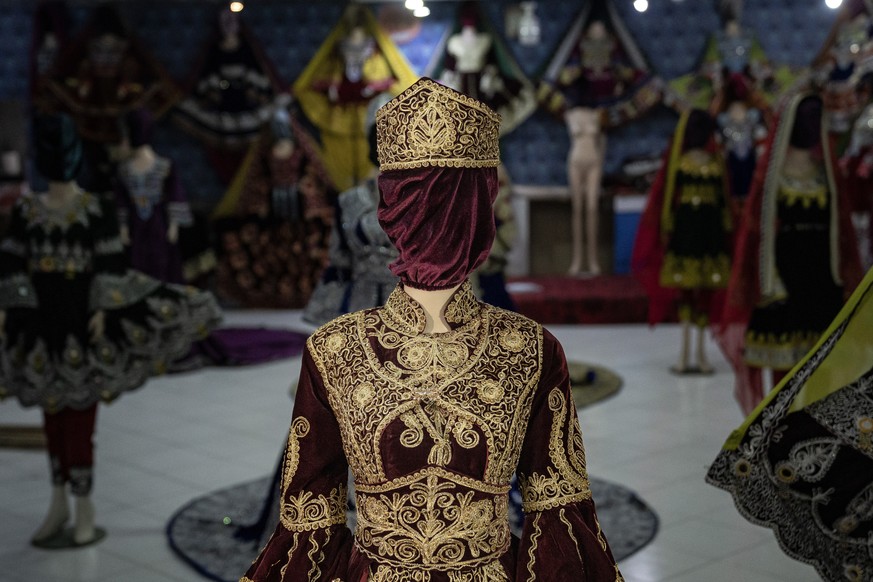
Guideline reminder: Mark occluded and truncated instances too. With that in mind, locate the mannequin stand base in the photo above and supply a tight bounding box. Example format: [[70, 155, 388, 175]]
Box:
[[669, 365, 714, 376], [31, 527, 106, 550]]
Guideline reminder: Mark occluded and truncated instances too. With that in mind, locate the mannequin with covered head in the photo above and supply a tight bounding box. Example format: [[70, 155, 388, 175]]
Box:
[[375, 78, 499, 330], [241, 78, 622, 581]]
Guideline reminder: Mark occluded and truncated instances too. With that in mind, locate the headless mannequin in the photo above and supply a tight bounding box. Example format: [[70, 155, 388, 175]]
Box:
[[7, 181, 105, 546], [118, 144, 179, 246], [404, 284, 462, 334], [565, 107, 605, 276]]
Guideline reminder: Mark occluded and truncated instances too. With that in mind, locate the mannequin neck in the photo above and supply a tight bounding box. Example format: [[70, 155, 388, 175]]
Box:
[[129, 145, 157, 172], [404, 283, 462, 334], [43, 181, 79, 208]]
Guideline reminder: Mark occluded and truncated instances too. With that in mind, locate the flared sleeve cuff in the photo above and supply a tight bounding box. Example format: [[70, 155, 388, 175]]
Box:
[[516, 502, 623, 582], [241, 522, 351, 582], [0, 273, 37, 309], [88, 270, 162, 311], [242, 346, 353, 581]]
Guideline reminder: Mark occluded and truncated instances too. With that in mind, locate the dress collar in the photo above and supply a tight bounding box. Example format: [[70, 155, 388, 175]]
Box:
[[383, 280, 481, 335]]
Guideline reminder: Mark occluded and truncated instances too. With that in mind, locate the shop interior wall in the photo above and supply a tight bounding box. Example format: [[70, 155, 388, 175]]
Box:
[[0, 0, 839, 210]]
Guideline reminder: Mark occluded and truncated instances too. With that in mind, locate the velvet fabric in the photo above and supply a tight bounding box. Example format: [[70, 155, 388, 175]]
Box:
[[377, 166, 498, 290], [242, 284, 621, 581], [43, 405, 98, 478]]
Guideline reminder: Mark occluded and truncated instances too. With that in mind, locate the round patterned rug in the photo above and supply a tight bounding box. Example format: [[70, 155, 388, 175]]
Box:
[[167, 475, 657, 582], [569, 360, 623, 408]]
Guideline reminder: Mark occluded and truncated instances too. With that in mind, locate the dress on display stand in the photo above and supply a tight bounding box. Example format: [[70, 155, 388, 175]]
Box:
[[0, 190, 220, 411], [292, 5, 416, 191], [39, 5, 179, 196], [537, 0, 666, 128], [718, 93, 862, 414], [214, 108, 336, 309], [173, 8, 284, 185], [303, 176, 398, 326], [633, 109, 732, 373], [707, 264, 873, 582], [242, 77, 622, 582], [116, 155, 191, 284]]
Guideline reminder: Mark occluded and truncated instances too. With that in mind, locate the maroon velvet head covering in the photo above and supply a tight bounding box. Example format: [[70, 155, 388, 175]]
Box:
[[378, 166, 498, 290], [375, 78, 501, 291]]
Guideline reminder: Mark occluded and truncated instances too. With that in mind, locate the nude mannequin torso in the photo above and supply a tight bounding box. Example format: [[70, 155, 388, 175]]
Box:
[[565, 106, 606, 276]]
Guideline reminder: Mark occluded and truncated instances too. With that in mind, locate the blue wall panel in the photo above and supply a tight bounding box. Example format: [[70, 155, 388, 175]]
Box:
[[0, 0, 840, 205]]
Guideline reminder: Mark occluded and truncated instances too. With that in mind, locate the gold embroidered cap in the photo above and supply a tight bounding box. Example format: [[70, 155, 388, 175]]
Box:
[[376, 77, 500, 171]]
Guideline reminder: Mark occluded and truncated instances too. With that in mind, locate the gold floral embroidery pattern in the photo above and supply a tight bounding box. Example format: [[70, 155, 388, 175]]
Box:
[[370, 565, 431, 582], [280, 486, 347, 533], [399, 405, 480, 466], [376, 78, 500, 171], [518, 388, 592, 512], [525, 513, 542, 582], [354, 467, 510, 496], [281, 417, 311, 490], [499, 329, 525, 352], [353, 382, 375, 407], [308, 284, 542, 486], [370, 562, 508, 581], [477, 380, 503, 404], [355, 475, 510, 570]]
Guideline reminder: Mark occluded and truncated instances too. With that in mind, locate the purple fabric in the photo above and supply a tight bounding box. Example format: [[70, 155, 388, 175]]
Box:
[[117, 162, 185, 283], [182, 327, 307, 367]]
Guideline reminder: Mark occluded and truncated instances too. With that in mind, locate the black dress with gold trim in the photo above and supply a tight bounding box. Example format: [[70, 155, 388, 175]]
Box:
[[0, 192, 221, 412], [242, 282, 622, 581], [659, 152, 732, 291], [744, 172, 843, 371]]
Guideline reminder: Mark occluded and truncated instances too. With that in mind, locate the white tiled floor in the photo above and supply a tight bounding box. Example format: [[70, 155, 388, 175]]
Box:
[[0, 311, 824, 582]]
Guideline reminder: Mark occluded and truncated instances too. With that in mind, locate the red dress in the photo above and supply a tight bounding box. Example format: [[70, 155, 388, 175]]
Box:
[[242, 282, 622, 581]]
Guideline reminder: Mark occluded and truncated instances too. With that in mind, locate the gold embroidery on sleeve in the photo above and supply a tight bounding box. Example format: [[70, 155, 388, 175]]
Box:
[[558, 508, 584, 563], [278, 533, 300, 578], [281, 417, 311, 491], [519, 388, 592, 512], [280, 486, 347, 532], [526, 513, 542, 582], [306, 526, 332, 580], [594, 516, 609, 552]]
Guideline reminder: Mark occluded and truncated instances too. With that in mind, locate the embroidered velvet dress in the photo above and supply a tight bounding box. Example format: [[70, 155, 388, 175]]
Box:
[[242, 282, 621, 581], [0, 191, 220, 412]]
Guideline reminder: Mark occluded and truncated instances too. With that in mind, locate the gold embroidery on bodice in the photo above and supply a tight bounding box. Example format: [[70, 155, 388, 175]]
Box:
[[307, 282, 543, 569]]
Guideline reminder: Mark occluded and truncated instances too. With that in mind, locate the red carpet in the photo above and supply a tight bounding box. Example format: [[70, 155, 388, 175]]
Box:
[[508, 275, 661, 325]]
